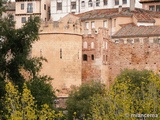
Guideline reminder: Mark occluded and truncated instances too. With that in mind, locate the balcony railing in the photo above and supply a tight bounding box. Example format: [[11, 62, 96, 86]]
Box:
[[27, 8, 33, 13]]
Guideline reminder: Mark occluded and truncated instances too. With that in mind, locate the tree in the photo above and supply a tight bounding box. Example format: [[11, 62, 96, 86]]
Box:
[[1, 81, 64, 120], [66, 81, 106, 120], [21, 83, 37, 119], [107, 69, 160, 119], [86, 69, 160, 120], [88, 94, 108, 120], [1, 81, 22, 120], [27, 75, 56, 110], [38, 104, 64, 120], [0, 1, 56, 113], [0, 14, 41, 88]]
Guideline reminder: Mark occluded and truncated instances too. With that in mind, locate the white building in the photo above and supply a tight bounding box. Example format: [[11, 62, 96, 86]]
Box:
[[51, 0, 142, 21]]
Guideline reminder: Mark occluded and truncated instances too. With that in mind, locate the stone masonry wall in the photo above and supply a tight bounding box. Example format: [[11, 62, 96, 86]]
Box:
[[108, 37, 160, 84], [32, 33, 82, 97]]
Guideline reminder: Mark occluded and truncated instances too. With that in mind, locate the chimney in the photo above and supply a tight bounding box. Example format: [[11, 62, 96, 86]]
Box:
[[130, 0, 135, 11], [118, 5, 122, 13]]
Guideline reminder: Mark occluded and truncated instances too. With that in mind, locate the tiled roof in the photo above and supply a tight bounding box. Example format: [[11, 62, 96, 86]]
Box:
[[112, 24, 160, 38], [140, 0, 160, 3], [77, 7, 160, 23]]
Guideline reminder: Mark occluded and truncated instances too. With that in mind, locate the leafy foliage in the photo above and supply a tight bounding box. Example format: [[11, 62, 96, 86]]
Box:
[[1, 81, 22, 120], [1, 81, 64, 119], [66, 81, 106, 120], [87, 69, 160, 120], [0, 1, 56, 114], [21, 83, 37, 119], [27, 75, 56, 110]]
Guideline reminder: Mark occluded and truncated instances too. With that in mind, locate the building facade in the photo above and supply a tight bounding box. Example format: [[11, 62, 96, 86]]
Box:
[[15, 0, 50, 28], [140, 0, 160, 11], [50, 0, 142, 21]]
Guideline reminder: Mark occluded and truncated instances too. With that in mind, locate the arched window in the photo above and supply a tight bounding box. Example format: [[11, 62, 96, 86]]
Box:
[[91, 42, 94, 49], [83, 54, 88, 61], [91, 54, 94, 60], [83, 41, 88, 48]]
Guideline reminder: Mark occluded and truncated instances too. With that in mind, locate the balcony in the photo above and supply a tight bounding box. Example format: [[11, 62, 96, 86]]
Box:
[[27, 8, 33, 13]]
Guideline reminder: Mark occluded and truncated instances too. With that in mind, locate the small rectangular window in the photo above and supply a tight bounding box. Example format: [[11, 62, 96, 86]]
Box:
[[149, 6, 155, 11], [27, 3, 33, 13], [21, 17, 26, 23], [122, 0, 127, 4], [81, 1, 85, 7], [21, 3, 24, 10], [57, 2, 62, 10], [71, 2, 76, 10], [83, 54, 87, 61], [103, 20, 107, 28], [156, 5, 160, 12], [91, 55, 94, 60], [115, 0, 119, 5], [88, 0, 93, 7], [103, 0, 107, 5], [96, 0, 100, 7], [91, 21, 95, 28], [85, 22, 89, 29], [60, 48, 62, 59], [44, 4, 46, 10]]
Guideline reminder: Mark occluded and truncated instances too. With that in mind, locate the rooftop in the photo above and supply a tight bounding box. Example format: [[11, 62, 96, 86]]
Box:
[[76, 7, 160, 23], [140, 0, 160, 3], [112, 23, 160, 38]]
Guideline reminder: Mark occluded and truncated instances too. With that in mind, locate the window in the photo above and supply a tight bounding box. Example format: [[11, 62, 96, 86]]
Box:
[[96, 0, 100, 7], [156, 5, 160, 12], [105, 42, 108, 49], [91, 42, 94, 49], [81, 1, 85, 7], [44, 4, 46, 10], [103, 0, 107, 5], [21, 3, 24, 10], [83, 41, 88, 48], [88, 0, 93, 7], [114, 19, 116, 27], [83, 54, 87, 61], [71, 2, 76, 10], [57, 2, 62, 10], [103, 20, 107, 28], [103, 55, 105, 61], [85, 22, 89, 29], [122, 0, 127, 4], [115, 0, 119, 5], [91, 54, 94, 60], [27, 3, 33, 13], [149, 6, 155, 11], [21, 17, 26, 23], [91, 21, 95, 28], [60, 48, 62, 59]]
